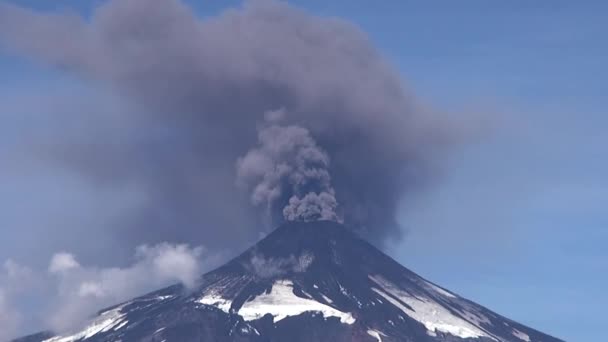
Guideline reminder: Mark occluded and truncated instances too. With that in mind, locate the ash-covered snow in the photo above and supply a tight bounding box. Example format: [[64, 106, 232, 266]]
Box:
[[370, 275, 494, 340]]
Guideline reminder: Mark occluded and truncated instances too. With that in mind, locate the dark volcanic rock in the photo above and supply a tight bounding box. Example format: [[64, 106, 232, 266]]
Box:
[[18, 221, 563, 342]]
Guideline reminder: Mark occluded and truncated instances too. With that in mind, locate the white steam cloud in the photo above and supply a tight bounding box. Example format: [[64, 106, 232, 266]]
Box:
[[0, 260, 34, 341], [47, 243, 206, 332], [0, 287, 20, 342], [49, 252, 81, 274], [0, 243, 217, 339], [246, 251, 314, 279]]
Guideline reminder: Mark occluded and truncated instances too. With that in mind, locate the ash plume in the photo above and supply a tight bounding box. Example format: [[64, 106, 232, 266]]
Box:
[[0, 0, 460, 250], [283, 192, 339, 223], [237, 109, 340, 223]]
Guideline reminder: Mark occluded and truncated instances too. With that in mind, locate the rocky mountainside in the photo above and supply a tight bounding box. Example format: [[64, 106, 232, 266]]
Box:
[[17, 221, 563, 342]]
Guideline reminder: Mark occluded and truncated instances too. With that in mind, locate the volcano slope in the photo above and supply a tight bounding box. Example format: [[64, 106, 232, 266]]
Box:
[[17, 221, 563, 342]]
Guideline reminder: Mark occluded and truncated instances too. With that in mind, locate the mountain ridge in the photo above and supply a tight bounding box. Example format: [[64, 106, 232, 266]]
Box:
[[15, 221, 564, 342]]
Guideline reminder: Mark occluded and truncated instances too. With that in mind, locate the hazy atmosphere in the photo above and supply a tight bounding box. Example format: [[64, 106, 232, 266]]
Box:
[[0, 1, 606, 341]]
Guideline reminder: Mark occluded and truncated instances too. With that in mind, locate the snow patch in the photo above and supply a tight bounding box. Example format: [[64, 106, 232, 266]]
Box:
[[240, 324, 260, 335], [369, 275, 494, 340], [113, 320, 128, 330], [367, 329, 386, 341], [42, 307, 127, 342], [338, 283, 349, 296], [513, 328, 531, 342], [238, 280, 355, 324], [458, 308, 492, 326], [425, 281, 457, 298], [198, 292, 232, 313]]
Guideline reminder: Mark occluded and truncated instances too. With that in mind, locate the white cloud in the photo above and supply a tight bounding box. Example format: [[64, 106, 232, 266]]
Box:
[[0, 242, 218, 338], [77, 281, 105, 298], [0, 287, 21, 341], [46, 243, 211, 333], [0, 260, 34, 340], [4, 259, 33, 281], [136, 243, 204, 288], [49, 252, 80, 274]]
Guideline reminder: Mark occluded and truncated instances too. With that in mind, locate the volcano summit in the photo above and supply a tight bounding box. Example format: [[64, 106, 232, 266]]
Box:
[[17, 221, 563, 342]]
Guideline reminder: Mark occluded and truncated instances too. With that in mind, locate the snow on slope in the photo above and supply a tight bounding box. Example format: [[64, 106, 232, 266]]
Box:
[[512, 329, 531, 342], [369, 275, 494, 340], [197, 292, 232, 313], [42, 307, 126, 342], [424, 281, 458, 299], [238, 280, 355, 324], [20, 222, 562, 342], [367, 329, 386, 341]]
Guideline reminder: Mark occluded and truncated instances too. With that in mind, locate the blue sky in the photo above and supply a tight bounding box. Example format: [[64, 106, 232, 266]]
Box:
[[1, 1, 606, 341]]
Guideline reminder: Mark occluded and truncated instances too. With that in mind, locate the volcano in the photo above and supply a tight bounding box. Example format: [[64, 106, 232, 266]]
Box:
[[17, 221, 563, 342]]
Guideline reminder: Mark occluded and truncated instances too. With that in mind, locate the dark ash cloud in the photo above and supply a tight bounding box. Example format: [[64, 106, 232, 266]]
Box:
[[237, 109, 340, 223], [0, 0, 461, 250]]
